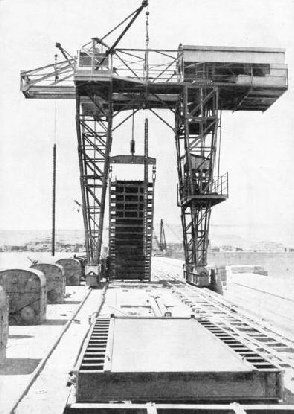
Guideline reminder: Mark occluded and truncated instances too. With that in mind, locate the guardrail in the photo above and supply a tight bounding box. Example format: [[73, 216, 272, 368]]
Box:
[[178, 172, 229, 201], [211, 172, 229, 197], [77, 48, 182, 84]]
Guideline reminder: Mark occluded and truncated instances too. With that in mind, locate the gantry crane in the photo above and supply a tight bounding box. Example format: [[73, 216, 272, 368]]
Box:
[[20, 0, 287, 286]]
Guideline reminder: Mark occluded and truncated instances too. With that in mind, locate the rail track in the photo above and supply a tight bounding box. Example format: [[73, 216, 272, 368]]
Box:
[[152, 257, 294, 397], [3, 259, 294, 412]]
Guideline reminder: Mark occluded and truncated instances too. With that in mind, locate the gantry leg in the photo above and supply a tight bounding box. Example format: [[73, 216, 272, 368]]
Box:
[[76, 83, 113, 266], [175, 85, 227, 285]]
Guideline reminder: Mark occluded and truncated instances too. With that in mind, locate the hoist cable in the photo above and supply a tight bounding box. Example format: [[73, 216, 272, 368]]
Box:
[[143, 4, 150, 262], [101, 8, 139, 41], [217, 110, 222, 178], [131, 109, 135, 156], [96, 1, 148, 69]]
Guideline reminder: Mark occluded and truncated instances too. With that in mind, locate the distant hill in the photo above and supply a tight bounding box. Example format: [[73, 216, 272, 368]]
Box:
[[0, 228, 287, 252], [0, 230, 84, 247], [210, 233, 254, 250]]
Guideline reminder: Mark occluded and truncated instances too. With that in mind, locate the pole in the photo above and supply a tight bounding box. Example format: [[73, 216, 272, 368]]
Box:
[[144, 119, 149, 264], [52, 80, 57, 256], [52, 142, 56, 256]]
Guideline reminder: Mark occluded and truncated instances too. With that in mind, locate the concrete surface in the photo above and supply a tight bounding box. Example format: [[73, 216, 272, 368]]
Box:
[[0, 286, 89, 414], [14, 288, 104, 414], [111, 318, 252, 373], [225, 275, 294, 337], [208, 251, 294, 280], [153, 257, 294, 338]]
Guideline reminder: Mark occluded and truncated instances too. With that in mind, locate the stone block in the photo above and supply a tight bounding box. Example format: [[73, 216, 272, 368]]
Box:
[[0, 286, 8, 364], [56, 258, 82, 286], [31, 263, 65, 303], [0, 268, 46, 325]]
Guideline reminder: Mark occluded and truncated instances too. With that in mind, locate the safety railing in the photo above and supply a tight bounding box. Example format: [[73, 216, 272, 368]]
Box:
[[76, 47, 182, 83], [20, 59, 76, 91], [178, 172, 229, 203], [211, 172, 229, 197], [20, 48, 288, 97]]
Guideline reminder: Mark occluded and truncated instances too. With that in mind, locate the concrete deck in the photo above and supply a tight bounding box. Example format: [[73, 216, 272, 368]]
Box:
[[225, 274, 294, 338], [0, 286, 90, 414], [14, 288, 105, 414], [111, 318, 250, 373]]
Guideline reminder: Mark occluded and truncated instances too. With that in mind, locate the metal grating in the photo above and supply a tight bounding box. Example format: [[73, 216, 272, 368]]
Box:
[[197, 318, 277, 370], [79, 318, 111, 372], [169, 282, 290, 373]]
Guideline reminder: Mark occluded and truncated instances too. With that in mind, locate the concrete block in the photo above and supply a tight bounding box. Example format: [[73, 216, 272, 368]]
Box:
[[56, 258, 82, 286], [0, 268, 47, 325], [0, 286, 9, 364], [77, 318, 282, 403], [31, 263, 65, 303]]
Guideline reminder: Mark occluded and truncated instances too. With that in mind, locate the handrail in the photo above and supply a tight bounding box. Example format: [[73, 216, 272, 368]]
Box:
[[179, 172, 229, 201]]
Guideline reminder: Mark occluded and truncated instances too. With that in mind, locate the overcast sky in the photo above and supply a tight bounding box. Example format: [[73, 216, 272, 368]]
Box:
[[0, 0, 294, 245]]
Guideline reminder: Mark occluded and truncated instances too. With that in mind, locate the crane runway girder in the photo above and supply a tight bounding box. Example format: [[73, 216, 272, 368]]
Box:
[[76, 78, 287, 113]]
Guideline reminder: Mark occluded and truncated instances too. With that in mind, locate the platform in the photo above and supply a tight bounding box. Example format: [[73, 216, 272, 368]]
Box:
[[76, 316, 281, 403], [0, 286, 90, 414]]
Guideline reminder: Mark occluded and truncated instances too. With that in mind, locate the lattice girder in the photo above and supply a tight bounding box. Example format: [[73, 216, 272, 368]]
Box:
[[76, 85, 113, 264], [175, 85, 227, 278]]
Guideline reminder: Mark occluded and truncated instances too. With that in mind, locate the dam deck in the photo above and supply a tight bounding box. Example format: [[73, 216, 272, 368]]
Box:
[[0, 257, 293, 413]]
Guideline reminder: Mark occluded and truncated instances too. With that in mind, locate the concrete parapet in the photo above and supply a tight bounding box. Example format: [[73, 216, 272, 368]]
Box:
[[31, 263, 65, 303], [213, 265, 228, 292], [56, 258, 82, 286], [0, 286, 9, 363], [0, 268, 47, 325]]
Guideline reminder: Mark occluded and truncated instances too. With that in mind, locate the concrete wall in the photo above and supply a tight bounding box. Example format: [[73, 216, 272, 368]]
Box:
[[208, 252, 294, 280]]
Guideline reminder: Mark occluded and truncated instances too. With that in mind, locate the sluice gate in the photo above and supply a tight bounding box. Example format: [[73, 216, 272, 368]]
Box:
[[109, 180, 154, 281]]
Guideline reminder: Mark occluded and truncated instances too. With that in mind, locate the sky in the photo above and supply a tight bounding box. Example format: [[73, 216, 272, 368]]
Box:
[[0, 0, 294, 245]]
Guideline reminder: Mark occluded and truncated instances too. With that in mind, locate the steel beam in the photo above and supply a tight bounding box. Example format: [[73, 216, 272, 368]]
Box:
[[175, 85, 228, 282], [76, 84, 113, 264]]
